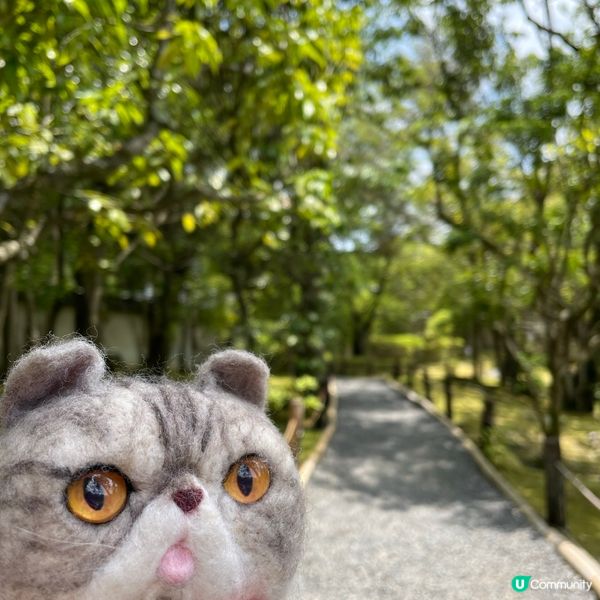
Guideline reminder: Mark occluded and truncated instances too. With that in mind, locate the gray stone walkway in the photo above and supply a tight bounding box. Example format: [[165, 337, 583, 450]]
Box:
[[298, 378, 595, 599]]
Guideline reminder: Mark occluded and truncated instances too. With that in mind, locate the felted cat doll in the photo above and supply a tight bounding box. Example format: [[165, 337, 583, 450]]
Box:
[[0, 339, 304, 600]]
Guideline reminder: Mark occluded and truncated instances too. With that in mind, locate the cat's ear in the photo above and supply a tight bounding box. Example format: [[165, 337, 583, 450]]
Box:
[[1, 339, 106, 427], [196, 350, 269, 410]]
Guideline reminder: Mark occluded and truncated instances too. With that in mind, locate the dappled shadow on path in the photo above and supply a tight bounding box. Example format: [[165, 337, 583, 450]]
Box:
[[311, 378, 540, 537]]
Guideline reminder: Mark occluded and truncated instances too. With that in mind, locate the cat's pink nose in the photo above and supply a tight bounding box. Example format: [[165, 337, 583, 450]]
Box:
[[172, 488, 203, 513]]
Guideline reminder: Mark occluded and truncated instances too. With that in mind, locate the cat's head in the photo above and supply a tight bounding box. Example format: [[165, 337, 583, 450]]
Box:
[[0, 339, 304, 600]]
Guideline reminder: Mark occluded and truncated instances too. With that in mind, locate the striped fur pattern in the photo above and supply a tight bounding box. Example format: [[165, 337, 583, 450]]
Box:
[[0, 340, 304, 600]]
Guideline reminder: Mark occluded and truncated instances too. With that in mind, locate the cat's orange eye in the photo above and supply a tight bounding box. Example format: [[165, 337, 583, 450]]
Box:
[[66, 469, 128, 524], [224, 456, 271, 504]]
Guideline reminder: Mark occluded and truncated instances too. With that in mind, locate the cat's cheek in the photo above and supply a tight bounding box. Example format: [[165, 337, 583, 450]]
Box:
[[79, 495, 189, 600], [185, 494, 251, 596]]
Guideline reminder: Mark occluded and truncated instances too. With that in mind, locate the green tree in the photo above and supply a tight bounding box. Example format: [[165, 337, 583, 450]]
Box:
[[0, 0, 362, 370], [359, 0, 600, 527]]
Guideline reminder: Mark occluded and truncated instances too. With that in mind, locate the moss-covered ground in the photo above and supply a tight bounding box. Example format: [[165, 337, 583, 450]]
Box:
[[412, 362, 600, 560]]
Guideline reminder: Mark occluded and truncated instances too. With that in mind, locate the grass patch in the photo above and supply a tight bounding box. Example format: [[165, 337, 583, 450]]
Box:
[[269, 375, 324, 466], [413, 362, 600, 560], [297, 428, 323, 465]]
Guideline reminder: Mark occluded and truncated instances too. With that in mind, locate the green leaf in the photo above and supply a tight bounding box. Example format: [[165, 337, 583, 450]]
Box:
[[156, 29, 172, 41], [181, 212, 197, 233], [68, 0, 91, 20], [142, 230, 157, 247]]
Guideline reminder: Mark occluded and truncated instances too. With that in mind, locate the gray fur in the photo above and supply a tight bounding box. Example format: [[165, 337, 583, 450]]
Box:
[[197, 349, 270, 409], [0, 340, 304, 600], [2, 339, 106, 428]]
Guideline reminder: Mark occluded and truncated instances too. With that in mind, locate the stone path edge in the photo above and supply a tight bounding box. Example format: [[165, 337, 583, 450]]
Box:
[[299, 378, 339, 486], [387, 378, 600, 596]]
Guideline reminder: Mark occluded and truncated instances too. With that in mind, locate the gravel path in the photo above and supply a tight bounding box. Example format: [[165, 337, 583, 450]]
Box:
[[298, 378, 595, 599]]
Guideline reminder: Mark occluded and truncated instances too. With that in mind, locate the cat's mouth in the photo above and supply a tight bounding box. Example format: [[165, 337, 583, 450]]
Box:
[[155, 541, 267, 600], [157, 541, 195, 586]]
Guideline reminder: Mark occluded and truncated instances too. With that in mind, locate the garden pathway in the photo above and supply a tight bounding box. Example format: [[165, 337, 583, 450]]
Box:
[[298, 378, 595, 599]]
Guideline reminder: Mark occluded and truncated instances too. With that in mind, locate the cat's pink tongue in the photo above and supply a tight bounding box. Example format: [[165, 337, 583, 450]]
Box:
[[157, 543, 195, 586]]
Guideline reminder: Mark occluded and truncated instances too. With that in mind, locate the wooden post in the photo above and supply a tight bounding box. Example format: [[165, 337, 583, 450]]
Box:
[[423, 368, 432, 399], [443, 375, 453, 420], [407, 365, 415, 389], [392, 358, 401, 379], [480, 389, 495, 450], [284, 397, 305, 460], [315, 376, 331, 430]]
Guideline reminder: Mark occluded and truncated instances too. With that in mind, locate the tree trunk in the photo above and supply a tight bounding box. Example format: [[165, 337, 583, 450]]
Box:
[[0, 266, 10, 375], [147, 284, 170, 372], [0, 265, 14, 375], [544, 331, 567, 528], [46, 297, 65, 334], [46, 201, 66, 336], [492, 327, 520, 387], [350, 250, 393, 357], [230, 271, 256, 352], [23, 290, 40, 345], [178, 312, 192, 372], [295, 276, 321, 376], [147, 304, 169, 371], [543, 434, 565, 527], [2, 278, 20, 374], [74, 267, 103, 338], [351, 321, 369, 356], [146, 270, 183, 372]]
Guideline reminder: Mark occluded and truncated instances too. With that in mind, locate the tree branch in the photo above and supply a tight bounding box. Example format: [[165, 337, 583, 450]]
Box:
[[433, 183, 508, 258], [583, 0, 600, 35], [519, 0, 580, 52]]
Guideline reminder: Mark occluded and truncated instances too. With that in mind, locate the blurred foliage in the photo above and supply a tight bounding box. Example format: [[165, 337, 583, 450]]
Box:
[[370, 333, 425, 355], [268, 373, 320, 419], [0, 0, 599, 415], [0, 0, 363, 374]]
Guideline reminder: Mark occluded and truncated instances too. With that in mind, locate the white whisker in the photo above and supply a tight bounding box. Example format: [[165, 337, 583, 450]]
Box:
[[12, 526, 118, 550]]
